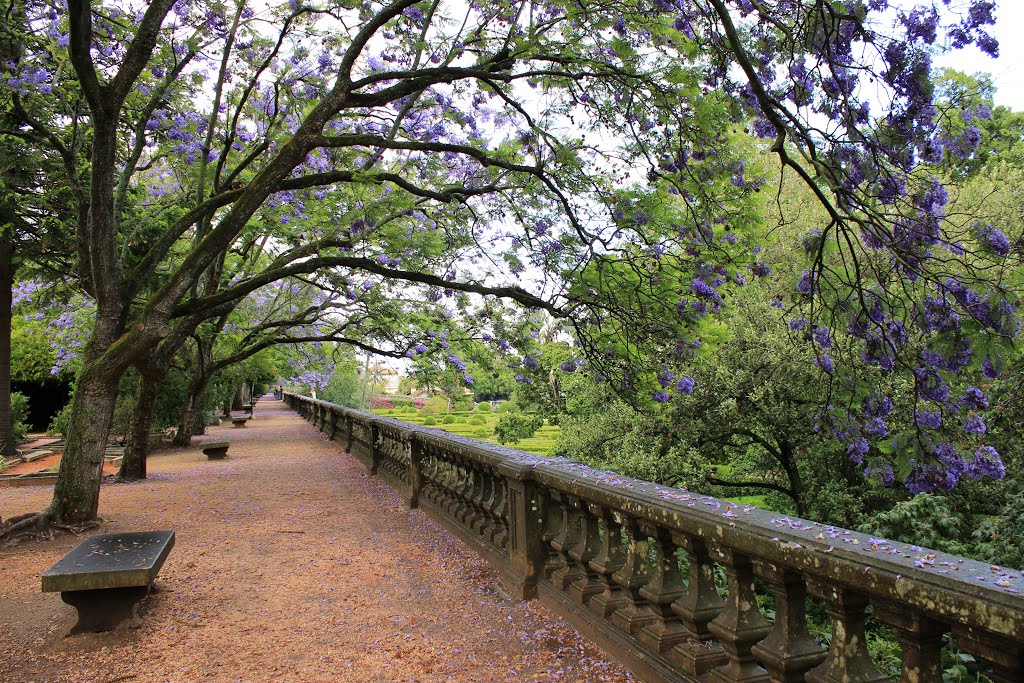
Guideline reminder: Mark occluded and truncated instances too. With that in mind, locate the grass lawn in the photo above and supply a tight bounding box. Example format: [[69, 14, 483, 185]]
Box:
[[372, 408, 559, 456]]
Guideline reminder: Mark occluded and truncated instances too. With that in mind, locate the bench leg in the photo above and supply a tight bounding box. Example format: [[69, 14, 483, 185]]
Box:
[[61, 586, 150, 634]]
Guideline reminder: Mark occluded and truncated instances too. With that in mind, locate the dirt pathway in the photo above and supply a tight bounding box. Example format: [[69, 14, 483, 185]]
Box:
[[0, 398, 634, 683]]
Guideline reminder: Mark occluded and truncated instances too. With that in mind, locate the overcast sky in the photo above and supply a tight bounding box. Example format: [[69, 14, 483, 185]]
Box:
[[931, 2, 1024, 111]]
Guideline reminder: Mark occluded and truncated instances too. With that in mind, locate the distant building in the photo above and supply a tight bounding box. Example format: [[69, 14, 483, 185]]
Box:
[[359, 364, 402, 394]]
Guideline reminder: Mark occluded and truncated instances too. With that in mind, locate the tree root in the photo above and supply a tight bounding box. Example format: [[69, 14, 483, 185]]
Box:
[[0, 511, 102, 547]]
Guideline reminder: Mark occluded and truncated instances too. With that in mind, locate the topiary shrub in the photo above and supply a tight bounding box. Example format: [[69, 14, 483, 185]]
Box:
[[497, 401, 519, 413], [468, 415, 486, 425], [476, 402, 492, 412], [423, 416, 437, 425], [454, 416, 467, 424], [441, 415, 455, 424]]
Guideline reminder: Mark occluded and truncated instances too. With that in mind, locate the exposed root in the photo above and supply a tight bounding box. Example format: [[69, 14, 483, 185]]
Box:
[[0, 511, 102, 547]]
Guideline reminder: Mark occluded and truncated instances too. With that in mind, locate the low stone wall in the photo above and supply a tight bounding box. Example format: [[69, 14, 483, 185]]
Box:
[[284, 392, 1024, 683]]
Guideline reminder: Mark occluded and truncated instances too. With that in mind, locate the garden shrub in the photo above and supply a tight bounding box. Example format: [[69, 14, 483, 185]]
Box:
[[441, 415, 455, 424], [859, 494, 970, 555], [10, 391, 30, 442], [493, 412, 543, 445], [476, 402, 492, 412], [468, 415, 486, 425], [423, 416, 437, 425], [497, 401, 519, 413]]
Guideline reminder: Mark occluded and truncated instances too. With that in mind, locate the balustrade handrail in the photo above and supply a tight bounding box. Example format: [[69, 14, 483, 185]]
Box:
[[284, 392, 1024, 683]]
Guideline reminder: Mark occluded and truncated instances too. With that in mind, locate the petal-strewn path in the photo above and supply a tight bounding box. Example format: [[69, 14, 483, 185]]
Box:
[[0, 398, 634, 683]]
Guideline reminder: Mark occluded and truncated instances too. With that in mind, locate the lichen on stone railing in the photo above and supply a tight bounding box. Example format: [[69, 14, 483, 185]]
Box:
[[284, 393, 1024, 683]]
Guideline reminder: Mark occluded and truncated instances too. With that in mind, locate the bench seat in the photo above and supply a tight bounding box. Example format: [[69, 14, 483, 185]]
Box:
[[42, 530, 175, 633], [202, 441, 230, 459]]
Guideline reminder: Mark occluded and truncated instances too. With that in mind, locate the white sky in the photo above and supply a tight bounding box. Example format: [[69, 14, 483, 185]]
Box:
[[932, 2, 1024, 111]]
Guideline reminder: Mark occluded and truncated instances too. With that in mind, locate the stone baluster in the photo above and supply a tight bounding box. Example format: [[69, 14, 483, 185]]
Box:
[[610, 517, 656, 635], [325, 410, 337, 440], [806, 581, 889, 683], [541, 492, 567, 580], [549, 493, 585, 591], [707, 548, 771, 683], [406, 437, 423, 509], [453, 460, 474, 525], [446, 461, 466, 518], [950, 628, 1023, 683], [587, 505, 628, 619], [671, 534, 727, 676], [566, 501, 603, 605], [488, 476, 509, 548], [470, 466, 493, 537], [637, 526, 689, 653], [368, 423, 380, 475], [873, 605, 944, 683], [473, 467, 494, 535], [752, 562, 826, 683]]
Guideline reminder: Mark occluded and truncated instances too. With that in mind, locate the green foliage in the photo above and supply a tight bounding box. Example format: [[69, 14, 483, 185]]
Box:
[[467, 415, 486, 425], [47, 401, 72, 436], [441, 415, 455, 424], [972, 487, 1024, 570], [859, 495, 970, 555], [422, 416, 437, 426], [497, 401, 519, 413], [422, 396, 450, 415], [321, 363, 370, 409], [476, 402, 492, 413], [9, 392, 30, 443], [493, 412, 542, 445]]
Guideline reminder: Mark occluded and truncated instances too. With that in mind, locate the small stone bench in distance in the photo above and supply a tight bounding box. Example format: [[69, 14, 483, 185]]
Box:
[[231, 416, 249, 428], [202, 441, 230, 459], [41, 530, 175, 634]]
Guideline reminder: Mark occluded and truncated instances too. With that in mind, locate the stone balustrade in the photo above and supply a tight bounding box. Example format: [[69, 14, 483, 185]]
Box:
[[284, 393, 1024, 683]]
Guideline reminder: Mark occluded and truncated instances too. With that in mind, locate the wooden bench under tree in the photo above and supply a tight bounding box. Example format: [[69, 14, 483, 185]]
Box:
[[41, 530, 175, 633], [201, 441, 230, 459]]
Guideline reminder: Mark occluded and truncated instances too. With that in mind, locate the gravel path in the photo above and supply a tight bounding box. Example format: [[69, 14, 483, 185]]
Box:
[[0, 398, 634, 683]]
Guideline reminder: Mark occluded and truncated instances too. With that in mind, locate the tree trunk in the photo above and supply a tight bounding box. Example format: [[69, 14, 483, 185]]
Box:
[[0, 233, 16, 457], [173, 373, 210, 447], [47, 368, 120, 523], [119, 370, 160, 480]]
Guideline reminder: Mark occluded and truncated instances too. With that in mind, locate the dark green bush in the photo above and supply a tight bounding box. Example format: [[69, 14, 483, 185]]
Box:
[[9, 391, 30, 442], [493, 412, 543, 445]]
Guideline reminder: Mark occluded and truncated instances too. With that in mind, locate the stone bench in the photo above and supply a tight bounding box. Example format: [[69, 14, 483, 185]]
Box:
[[41, 530, 175, 633], [231, 416, 250, 428], [201, 441, 230, 459]]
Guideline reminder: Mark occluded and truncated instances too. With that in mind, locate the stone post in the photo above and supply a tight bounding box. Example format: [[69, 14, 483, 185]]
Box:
[[498, 462, 546, 600]]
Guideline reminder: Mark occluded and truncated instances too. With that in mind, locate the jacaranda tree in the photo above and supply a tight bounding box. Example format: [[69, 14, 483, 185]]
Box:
[[0, 0, 1012, 536]]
